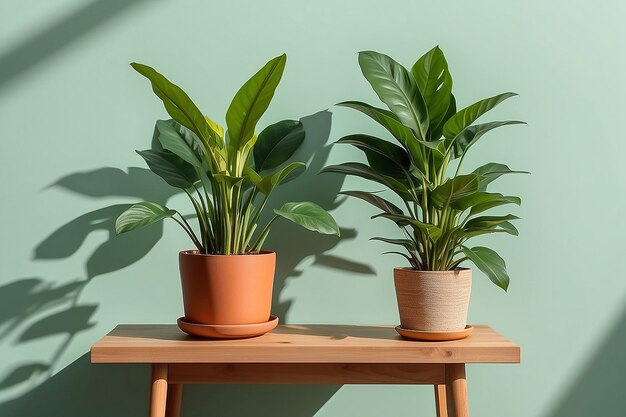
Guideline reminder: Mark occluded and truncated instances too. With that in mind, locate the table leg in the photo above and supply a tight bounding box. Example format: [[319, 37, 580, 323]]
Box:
[[165, 384, 183, 417], [434, 384, 448, 417], [149, 364, 168, 417], [445, 364, 469, 417]]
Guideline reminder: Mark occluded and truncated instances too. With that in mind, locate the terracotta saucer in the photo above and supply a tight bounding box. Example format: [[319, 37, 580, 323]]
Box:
[[395, 325, 473, 341], [177, 315, 279, 339]]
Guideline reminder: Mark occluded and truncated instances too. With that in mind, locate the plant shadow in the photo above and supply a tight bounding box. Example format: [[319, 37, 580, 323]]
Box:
[[1, 110, 368, 416], [547, 300, 626, 417]]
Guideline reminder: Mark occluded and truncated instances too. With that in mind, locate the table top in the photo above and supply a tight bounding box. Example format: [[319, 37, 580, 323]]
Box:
[[91, 324, 520, 364]]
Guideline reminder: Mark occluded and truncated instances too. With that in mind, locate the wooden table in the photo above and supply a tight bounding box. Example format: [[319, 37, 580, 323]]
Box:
[[91, 324, 519, 417]]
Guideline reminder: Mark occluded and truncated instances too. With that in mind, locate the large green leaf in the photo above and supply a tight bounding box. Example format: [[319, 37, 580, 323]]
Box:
[[337, 101, 424, 166], [473, 162, 529, 191], [339, 191, 403, 215], [451, 120, 525, 158], [335, 134, 410, 180], [131, 63, 217, 147], [411, 46, 452, 136], [115, 202, 176, 234], [137, 149, 199, 189], [264, 161, 305, 192], [358, 51, 429, 139], [226, 54, 286, 151], [156, 119, 204, 168], [461, 246, 510, 291], [321, 163, 415, 201], [443, 92, 518, 139], [461, 221, 519, 239], [254, 120, 305, 172], [430, 174, 480, 208], [374, 213, 442, 240], [274, 202, 340, 235]]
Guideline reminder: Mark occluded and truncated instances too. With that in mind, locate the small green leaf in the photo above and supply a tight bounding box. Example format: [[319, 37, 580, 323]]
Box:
[[335, 134, 411, 181], [321, 163, 416, 201], [450, 120, 525, 158], [339, 191, 403, 215], [374, 213, 442, 241], [430, 174, 480, 208], [443, 92, 518, 139], [137, 149, 199, 189], [453, 192, 521, 214], [156, 119, 204, 168], [274, 202, 340, 236], [370, 236, 416, 251], [254, 120, 305, 172], [115, 202, 176, 234], [464, 214, 520, 230], [473, 162, 529, 191], [461, 246, 510, 291]]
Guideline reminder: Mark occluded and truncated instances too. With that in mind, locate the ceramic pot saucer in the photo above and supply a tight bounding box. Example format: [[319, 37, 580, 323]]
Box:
[[177, 315, 279, 339], [395, 324, 473, 341]]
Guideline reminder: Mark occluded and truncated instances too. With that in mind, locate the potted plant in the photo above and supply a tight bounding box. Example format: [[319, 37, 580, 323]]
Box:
[[116, 54, 339, 338], [323, 47, 526, 340]]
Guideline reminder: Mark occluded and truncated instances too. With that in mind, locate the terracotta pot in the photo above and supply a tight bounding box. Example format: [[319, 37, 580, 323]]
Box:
[[179, 250, 276, 325], [393, 268, 472, 332]]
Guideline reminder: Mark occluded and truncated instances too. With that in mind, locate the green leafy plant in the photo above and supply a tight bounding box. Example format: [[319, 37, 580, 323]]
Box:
[[322, 47, 526, 290], [116, 54, 339, 254]]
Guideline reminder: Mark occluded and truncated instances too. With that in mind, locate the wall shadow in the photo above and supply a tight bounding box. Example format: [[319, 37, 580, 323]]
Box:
[[547, 301, 626, 417], [0, 0, 149, 92], [0, 110, 367, 416]]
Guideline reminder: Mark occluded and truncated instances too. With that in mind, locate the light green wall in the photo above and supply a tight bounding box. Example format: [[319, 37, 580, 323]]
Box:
[[2, 0, 625, 416]]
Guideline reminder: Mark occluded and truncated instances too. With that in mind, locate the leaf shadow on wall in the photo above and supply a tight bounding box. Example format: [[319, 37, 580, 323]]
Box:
[[0, 110, 372, 416], [546, 300, 626, 417]]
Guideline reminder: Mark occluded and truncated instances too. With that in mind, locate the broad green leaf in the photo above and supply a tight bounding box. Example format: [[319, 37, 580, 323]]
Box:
[[336, 134, 410, 180], [461, 246, 510, 291], [370, 236, 416, 251], [337, 101, 424, 167], [257, 162, 305, 195], [374, 213, 442, 240], [443, 92, 518, 139], [130, 63, 217, 147], [274, 202, 340, 235], [156, 120, 203, 168], [321, 163, 415, 201], [473, 162, 529, 191], [136, 149, 199, 189], [358, 51, 429, 139], [461, 221, 519, 238], [339, 191, 403, 215], [452, 192, 521, 214], [411, 46, 453, 136], [429, 94, 456, 141], [115, 202, 175, 234], [451, 120, 525, 158], [254, 119, 305, 172], [465, 214, 519, 229], [226, 54, 286, 151], [430, 174, 480, 208]]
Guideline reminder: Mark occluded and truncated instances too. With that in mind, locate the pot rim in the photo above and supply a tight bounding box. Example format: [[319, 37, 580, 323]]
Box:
[[394, 266, 470, 274], [180, 249, 275, 258]]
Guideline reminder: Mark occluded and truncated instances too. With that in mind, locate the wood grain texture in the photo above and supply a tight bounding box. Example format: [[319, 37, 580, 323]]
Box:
[[90, 324, 520, 364], [167, 363, 445, 384], [445, 364, 469, 417], [165, 384, 182, 417], [434, 384, 448, 417], [149, 364, 168, 417]]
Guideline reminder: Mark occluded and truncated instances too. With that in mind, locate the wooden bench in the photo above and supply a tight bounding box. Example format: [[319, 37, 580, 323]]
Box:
[[91, 324, 520, 417]]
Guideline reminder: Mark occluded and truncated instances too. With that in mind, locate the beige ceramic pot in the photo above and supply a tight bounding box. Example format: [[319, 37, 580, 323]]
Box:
[[179, 250, 276, 325], [393, 267, 472, 332]]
